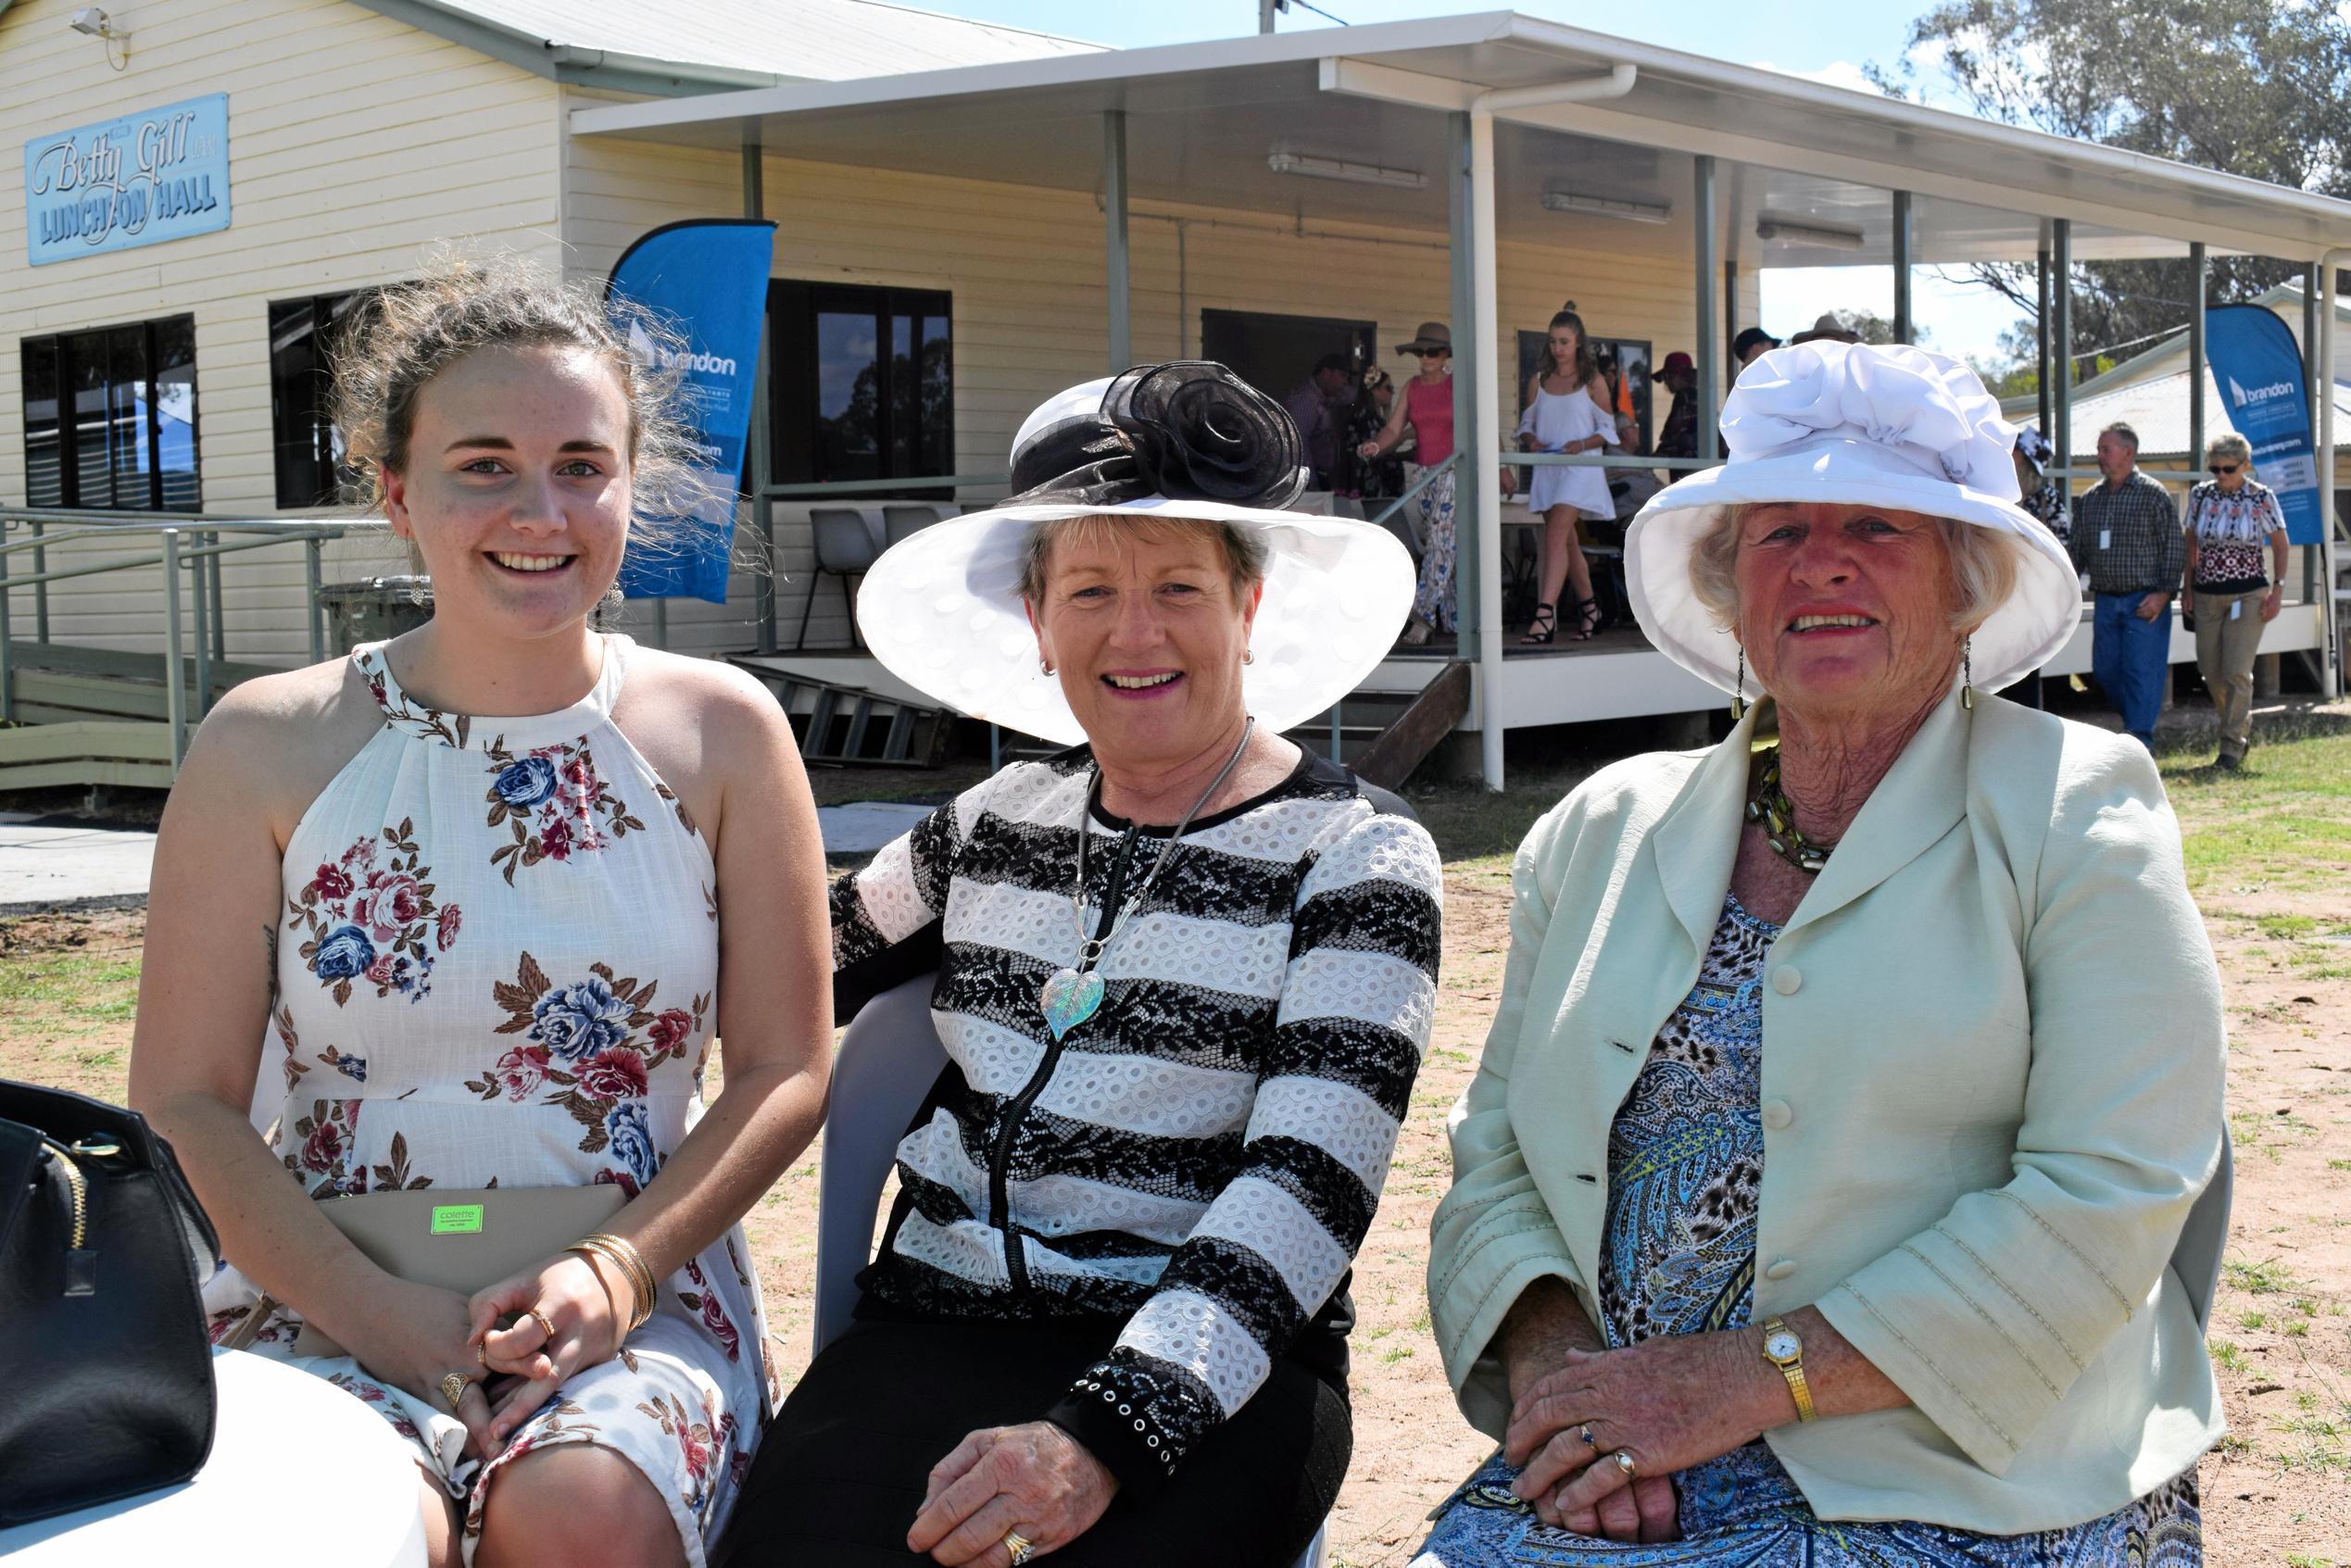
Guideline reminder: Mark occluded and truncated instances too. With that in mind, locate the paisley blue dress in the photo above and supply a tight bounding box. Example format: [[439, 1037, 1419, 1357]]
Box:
[[1412, 897, 2203, 1565]]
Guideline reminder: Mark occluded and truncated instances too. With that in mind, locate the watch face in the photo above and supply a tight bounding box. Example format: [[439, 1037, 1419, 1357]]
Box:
[[1765, 1331, 1801, 1361]]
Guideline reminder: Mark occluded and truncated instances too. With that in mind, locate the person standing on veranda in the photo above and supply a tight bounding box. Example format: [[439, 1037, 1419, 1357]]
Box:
[[2181, 432, 2290, 770], [2070, 420, 2184, 748], [1359, 321, 1482, 645], [1514, 308, 1619, 644]]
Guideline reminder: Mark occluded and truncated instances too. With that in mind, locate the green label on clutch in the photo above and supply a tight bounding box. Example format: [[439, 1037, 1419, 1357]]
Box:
[[431, 1204, 484, 1236]]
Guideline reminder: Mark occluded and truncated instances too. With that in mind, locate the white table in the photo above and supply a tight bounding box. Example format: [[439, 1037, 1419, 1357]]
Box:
[[1, 1348, 429, 1565]]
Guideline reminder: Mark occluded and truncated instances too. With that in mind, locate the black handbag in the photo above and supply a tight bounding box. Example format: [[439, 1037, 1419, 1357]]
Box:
[[1, 1080, 223, 1525]]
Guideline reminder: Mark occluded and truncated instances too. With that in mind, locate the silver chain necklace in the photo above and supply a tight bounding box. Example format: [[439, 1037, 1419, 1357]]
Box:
[[1037, 717, 1256, 1041]]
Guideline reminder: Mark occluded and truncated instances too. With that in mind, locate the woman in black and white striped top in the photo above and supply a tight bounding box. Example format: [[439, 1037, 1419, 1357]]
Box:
[[720, 364, 1440, 1568]]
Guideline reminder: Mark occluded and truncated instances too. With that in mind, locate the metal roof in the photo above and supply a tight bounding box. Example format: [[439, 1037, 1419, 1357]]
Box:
[[568, 10, 2351, 264], [2021, 365, 2351, 463], [351, 0, 1100, 94]]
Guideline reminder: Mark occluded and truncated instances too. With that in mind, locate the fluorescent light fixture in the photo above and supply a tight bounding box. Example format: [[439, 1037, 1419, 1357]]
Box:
[[1754, 217, 1867, 251], [1266, 151, 1427, 191], [1541, 191, 1672, 224]]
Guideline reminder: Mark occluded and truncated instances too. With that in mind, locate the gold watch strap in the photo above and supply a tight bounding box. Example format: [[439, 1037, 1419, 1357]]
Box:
[[1763, 1314, 1818, 1424]]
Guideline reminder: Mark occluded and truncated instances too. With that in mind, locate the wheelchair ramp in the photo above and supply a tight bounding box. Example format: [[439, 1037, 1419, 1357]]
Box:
[[727, 657, 953, 768]]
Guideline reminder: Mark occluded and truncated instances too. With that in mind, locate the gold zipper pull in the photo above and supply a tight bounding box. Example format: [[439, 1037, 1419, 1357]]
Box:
[[37, 1139, 98, 1298]]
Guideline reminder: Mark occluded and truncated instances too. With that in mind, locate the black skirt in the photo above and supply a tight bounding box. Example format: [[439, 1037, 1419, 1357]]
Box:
[[714, 1315, 1349, 1567]]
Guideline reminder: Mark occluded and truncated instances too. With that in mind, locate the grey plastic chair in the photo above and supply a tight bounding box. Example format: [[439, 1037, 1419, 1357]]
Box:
[[816, 972, 1329, 1568], [794, 507, 883, 649], [882, 503, 949, 548]]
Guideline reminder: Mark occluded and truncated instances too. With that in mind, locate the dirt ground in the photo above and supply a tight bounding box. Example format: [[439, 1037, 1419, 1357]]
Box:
[[6, 719, 2347, 1562]]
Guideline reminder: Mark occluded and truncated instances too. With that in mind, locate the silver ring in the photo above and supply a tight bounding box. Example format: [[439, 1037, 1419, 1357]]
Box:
[[1612, 1449, 1638, 1478], [1002, 1530, 1035, 1566]]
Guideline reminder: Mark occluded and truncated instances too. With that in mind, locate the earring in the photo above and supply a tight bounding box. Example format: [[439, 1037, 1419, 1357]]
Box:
[[1243, 648, 1255, 666], [1960, 635, 1975, 711], [1730, 646, 1747, 721], [1039, 658, 1055, 677]]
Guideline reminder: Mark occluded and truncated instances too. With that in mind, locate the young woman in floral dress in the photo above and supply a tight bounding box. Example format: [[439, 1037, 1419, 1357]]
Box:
[[128, 264, 833, 1568]]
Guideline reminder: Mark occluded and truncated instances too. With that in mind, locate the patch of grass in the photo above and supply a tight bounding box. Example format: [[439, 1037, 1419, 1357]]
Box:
[[2225, 1257, 2308, 1297], [2240, 1310, 2270, 1331], [2285, 1320, 2311, 1338], [0, 947, 141, 1024], [2285, 1554, 2337, 1568], [2209, 1337, 2247, 1372], [2256, 913, 2321, 940], [2328, 1159, 2351, 1173]]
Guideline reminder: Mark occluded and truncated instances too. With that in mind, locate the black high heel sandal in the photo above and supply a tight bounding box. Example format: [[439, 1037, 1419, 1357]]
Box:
[[1569, 595, 1603, 641], [1519, 603, 1558, 645]]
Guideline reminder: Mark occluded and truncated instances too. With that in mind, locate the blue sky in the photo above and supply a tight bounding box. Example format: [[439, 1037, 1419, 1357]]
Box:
[[916, 0, 2032, 361]]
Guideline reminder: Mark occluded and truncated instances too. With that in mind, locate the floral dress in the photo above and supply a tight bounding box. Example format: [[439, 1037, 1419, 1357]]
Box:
[[1413, 897, 2203, 1566], [201, 634, 773, 1566]]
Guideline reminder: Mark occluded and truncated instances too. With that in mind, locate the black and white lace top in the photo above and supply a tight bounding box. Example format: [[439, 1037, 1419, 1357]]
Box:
[[830, 746, 1442, 1493]]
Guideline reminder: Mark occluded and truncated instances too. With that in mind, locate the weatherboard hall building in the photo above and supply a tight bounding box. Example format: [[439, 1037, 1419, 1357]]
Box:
[[4, 0, 2345, 790]]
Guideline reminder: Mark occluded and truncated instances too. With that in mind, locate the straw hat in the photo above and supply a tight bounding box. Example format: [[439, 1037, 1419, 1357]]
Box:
[[1394, 322, 1452, 355], [1624, 340, 2081, 696], [854, 362, 1415, 746]]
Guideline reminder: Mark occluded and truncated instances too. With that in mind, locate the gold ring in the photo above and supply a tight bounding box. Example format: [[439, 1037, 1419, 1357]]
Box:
[[528, 1307, 558, 1345], [1578, 1424, 1597, 1448], [475, 1343, 488, 1370], [439, 1372, 474, 1411], [1002, 1530, 1035, 1565], [1612, 1449, 1638, 1478]]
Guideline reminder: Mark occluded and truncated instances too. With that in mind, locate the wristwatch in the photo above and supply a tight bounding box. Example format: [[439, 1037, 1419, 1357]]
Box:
[[1760, 1315, 1817, 1424]]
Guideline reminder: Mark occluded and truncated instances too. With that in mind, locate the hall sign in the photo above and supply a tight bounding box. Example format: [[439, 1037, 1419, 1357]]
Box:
[[24, 94, 231, 266]]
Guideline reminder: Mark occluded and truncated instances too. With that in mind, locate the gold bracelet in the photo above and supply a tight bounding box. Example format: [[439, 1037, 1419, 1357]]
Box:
[[569, 1236, 657, 1333], [579, 1242, 652, 1334], [563, 1246, 630, 1330], [577, 1236, 656, 1329]]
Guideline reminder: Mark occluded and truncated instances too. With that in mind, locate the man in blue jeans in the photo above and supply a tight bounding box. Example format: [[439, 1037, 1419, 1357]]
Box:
[[2070, 421, 2183, 746]]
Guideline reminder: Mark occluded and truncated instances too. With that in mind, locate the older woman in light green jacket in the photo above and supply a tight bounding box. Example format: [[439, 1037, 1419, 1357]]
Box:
[[1416, 343, 2223, 1562]]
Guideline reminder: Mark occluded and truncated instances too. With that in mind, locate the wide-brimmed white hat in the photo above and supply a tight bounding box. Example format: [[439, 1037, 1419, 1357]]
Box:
[[855, 363, 1415, 745], [1626, 340, 2081, 695]]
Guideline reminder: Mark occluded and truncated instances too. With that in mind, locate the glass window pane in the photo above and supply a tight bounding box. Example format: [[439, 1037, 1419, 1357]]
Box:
[[69, 334, 111, 508], [21, 338, 63, 508], [154, 317, 199, 511], [887, 311, 916, 474], [815, 309, 879, 481], [108, 325, 153, 510], [270, 299, 322, 508], [919, 313, 951, 475]]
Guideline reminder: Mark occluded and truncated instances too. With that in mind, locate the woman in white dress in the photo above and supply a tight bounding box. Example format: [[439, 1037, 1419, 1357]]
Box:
[[1516, 309, 1620, 644], [128, 263, 833, 1568]]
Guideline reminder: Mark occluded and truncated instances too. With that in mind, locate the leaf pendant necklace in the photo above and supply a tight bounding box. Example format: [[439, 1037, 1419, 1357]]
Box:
[[1040, 718, 1256, 1040]]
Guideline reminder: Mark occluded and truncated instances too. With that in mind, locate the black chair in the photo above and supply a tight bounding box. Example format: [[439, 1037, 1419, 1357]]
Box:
[[794, 508, 883, 650]]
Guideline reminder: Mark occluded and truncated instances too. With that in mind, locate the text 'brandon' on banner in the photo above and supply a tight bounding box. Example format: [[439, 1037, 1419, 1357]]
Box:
[[2204, 302, 2325, 546], [606, 219, 779, 604]]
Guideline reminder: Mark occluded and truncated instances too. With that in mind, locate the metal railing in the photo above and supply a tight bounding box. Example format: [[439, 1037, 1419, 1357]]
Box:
[[0, 508, 384, 767]]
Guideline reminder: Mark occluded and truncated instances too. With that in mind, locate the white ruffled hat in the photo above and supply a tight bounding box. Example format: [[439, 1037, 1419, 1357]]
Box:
[[855, 364, 1415, 745], [1626, 340, 2081, 695]]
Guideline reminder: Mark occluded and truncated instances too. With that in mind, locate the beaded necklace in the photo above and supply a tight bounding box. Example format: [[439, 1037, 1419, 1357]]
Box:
[[1745, 746, 1833, 874]]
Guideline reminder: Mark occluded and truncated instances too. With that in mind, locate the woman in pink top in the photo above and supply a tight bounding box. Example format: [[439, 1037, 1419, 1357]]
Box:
[[1360, 321, 1463, 645]]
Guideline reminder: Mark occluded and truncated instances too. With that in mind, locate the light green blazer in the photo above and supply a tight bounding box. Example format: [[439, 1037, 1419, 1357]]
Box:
[[1428, 690, 2225, 1534]]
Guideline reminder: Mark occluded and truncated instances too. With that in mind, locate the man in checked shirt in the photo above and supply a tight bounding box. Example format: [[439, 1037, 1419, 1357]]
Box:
[[2070, 420, 2184, 747]]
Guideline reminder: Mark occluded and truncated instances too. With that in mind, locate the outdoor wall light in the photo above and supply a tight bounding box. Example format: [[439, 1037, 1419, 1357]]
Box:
[[1266, 151, 1427, 190], [1541, 191, 1672, 224], [68, 6, 132, 68], [1754, 217, 1866, 250]]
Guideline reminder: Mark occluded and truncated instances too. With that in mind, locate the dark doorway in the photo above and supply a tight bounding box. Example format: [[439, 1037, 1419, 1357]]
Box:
[[1199, 309, 1376, 407]]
